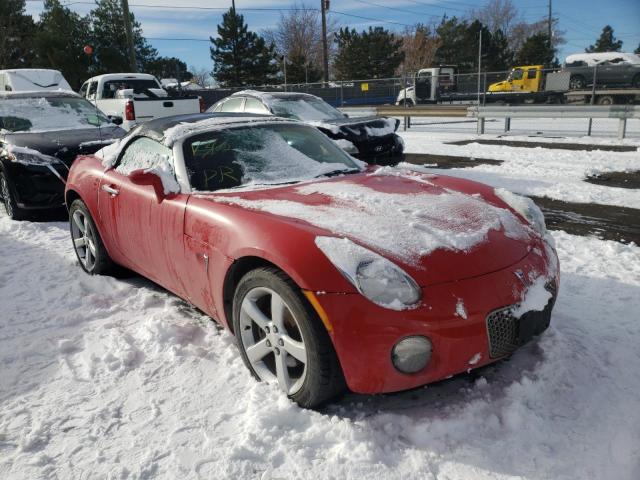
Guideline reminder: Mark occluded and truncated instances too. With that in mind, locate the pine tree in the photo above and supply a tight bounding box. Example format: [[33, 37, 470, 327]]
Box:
[[434, 17, 468, 70], [0, 0, 37, 69], [90, 0, 158, 74], [285, 52, 322, 84], [146, 57, 192, 82], [34, 0, 92, 89], [210, 7, 278, 87], [586, 25, 623, 53], [333, 27, 404, 80], [516, 33, 556, 66]]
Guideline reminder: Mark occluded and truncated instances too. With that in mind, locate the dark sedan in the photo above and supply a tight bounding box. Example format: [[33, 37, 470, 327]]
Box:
[[208, 91, 404, 161], [0, 91, 125, 219]]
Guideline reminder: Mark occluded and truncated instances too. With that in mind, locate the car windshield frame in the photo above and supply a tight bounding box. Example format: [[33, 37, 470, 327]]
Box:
[[0, 95, 111, 133], [268, 96, 345, 121], [181, 122, 362, 192]]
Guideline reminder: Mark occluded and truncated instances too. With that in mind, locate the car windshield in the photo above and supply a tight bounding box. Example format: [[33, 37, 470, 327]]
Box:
[[183, 123, 361, 192], [0, 96, 111, 133], [268, 96, 344, 121]]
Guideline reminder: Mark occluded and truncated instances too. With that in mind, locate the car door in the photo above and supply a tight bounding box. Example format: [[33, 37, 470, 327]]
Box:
[[97, 136, 190, 297], [415, 71, 432, 102]]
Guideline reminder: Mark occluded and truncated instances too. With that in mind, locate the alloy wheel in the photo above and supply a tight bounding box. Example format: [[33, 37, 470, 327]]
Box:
[[239, 287, 308, 395], [71, 209, 97, 271]]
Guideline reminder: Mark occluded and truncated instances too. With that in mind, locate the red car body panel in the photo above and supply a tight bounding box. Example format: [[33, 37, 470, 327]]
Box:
[[66, 154, 559, 394]]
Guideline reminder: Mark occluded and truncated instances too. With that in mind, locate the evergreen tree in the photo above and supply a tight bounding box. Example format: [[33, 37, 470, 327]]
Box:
[[34, 0, 92, 89], [635, 43, 640, 55], [434, 17, 468, 69], [210, 7, 278, 87], [90, 0, 158, 74], [0, 0, 37, 69], [146, 57, 192, 82], [285, 52, 322, 84], [515, 32, 556, 66], [586, 25, 623, 53], [333, 27, 404, 80], [435, 18, 512, 72]]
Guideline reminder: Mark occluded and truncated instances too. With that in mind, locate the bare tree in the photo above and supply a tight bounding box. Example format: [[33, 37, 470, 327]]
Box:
[[397, 24, 441, 75], [510, 17, 565, 54], [263, 2, 338, 72], [189, 66, 212, 87], [469, 0, 519, 37]]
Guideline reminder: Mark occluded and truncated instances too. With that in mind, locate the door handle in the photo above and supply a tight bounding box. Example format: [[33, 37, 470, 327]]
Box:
[[101, 184, 119, 196]]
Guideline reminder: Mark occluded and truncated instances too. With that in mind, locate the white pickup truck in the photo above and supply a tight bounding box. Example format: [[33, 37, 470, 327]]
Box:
[[79, 73, 203, 130]]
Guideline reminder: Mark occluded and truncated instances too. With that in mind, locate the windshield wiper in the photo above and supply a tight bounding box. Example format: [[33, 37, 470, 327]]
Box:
[[316, 168, 361, 178]]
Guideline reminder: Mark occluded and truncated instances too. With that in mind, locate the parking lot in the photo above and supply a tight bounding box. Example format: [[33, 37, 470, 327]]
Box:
[[1, 126, 638, 479]]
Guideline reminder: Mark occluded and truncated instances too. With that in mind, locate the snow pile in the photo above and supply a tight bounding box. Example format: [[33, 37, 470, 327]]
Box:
[[2, 69, 72, 92], [455, 299, 468, 319], [398, 131, 640, 209], [0, 96, 110, 133], [162, 116, 291, 147], [511, 276, 554, 317], [96, 140, 123, 167], [494, 187, 546, 234], [364, 118, 398, 137], [115, 149, 180, 195], [216, 179, 530, 262], [6, 145, 58, 166]]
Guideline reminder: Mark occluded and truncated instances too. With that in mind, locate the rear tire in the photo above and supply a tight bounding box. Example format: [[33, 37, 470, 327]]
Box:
[[232, 267, 346, 408], [0, 168, 27, 221], [596, 95, 614, 105], [69, 199, 115, 275]]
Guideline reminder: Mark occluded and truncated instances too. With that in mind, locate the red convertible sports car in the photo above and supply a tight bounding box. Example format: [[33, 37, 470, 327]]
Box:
[[65, 113, 559, 408]]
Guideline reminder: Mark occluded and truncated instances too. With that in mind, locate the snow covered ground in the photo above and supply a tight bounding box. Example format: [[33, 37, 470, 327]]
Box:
[[1, 129, 640, 479]]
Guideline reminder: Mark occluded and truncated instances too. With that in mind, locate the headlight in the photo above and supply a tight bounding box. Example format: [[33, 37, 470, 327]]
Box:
[[315, 236, 421, 310], [494, 188, 546, 235]]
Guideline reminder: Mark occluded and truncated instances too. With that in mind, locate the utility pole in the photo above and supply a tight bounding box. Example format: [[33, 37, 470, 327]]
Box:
[[547, 0, 552, 65], [321, 0, 329, 84], [476, 29, 482, 106], [120, 0, 138, 73], [121, 0, 137, 72]]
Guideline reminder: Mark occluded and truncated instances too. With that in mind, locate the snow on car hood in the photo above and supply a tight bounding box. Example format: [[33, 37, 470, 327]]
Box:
[[211, 168, 537, 278], [310, 116, 399, 137]]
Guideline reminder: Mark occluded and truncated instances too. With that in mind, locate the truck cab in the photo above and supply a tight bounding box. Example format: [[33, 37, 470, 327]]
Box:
[[489, 66, 544, 93], [396, 66, 457, 105]]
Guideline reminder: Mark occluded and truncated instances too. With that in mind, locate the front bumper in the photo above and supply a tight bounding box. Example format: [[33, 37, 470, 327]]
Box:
[[352, 134, 404, 159], [313, 247, 559, 394], [3, 161, 67, 209]]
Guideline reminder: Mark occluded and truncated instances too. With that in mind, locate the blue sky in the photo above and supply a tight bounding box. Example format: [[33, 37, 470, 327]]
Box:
[[25, 0, 640, 72]]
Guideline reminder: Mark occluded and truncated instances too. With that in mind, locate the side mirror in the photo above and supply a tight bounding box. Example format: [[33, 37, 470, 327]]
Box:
[[129, 169, 166, 200], [109, 115, 123, 126]]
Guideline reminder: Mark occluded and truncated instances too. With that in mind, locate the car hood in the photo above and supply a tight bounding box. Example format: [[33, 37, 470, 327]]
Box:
[[2, 126, 125, 166], [310, 116, 399, 140], [207, 168, 540, 286]]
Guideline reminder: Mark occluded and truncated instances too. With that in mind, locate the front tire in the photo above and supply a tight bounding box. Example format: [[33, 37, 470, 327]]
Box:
[[0, 168, 27, 220], [69, 199, 115, 275], [232, 267, 346, 408]]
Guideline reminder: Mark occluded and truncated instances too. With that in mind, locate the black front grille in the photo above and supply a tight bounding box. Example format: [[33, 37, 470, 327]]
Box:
[[486, 281, 557, 358], [486, 307, 520, 358]]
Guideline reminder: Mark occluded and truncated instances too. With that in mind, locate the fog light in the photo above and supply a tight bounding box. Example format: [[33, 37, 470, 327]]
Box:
[[391, 336, 432, 374]]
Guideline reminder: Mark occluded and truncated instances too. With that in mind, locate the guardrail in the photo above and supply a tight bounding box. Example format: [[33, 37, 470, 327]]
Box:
[[375, 105, 470, 130], [471, 105, 640, 139]]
